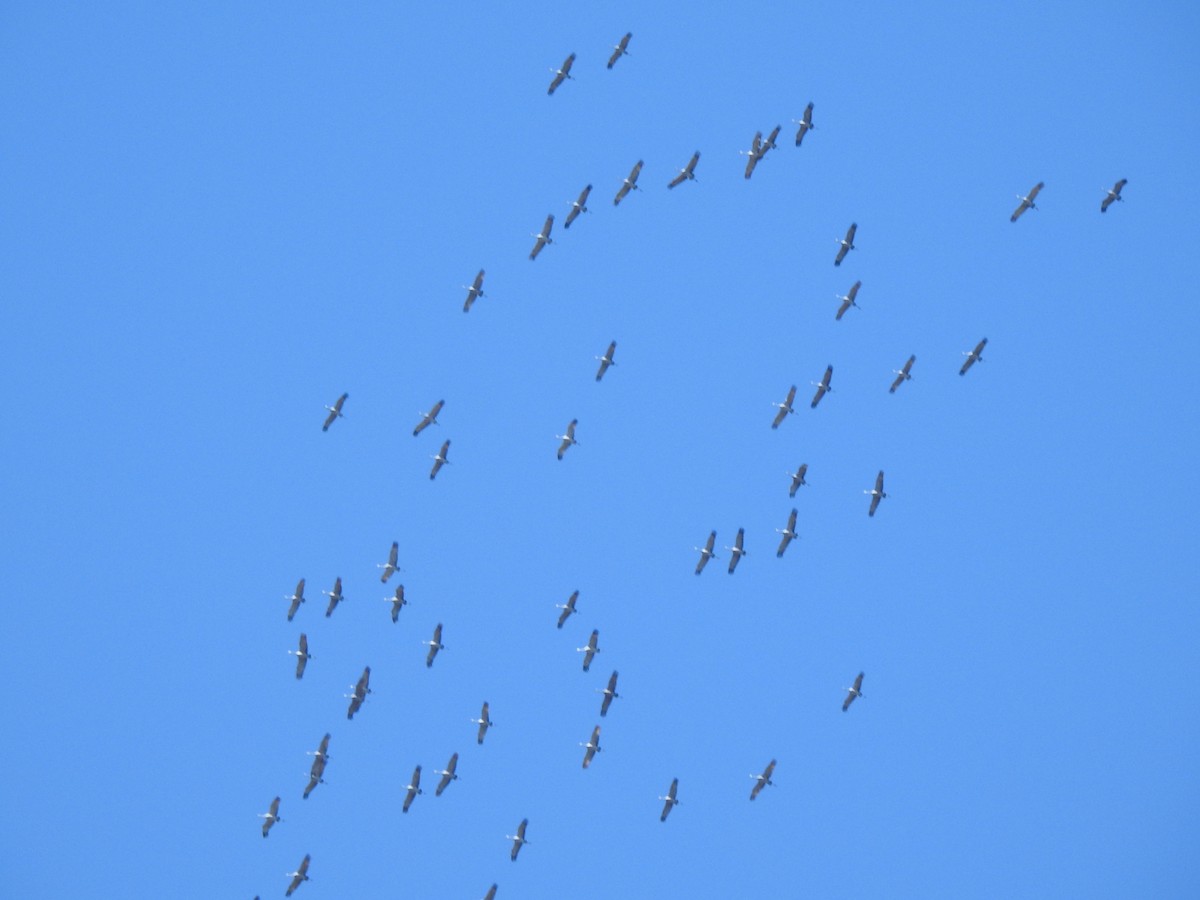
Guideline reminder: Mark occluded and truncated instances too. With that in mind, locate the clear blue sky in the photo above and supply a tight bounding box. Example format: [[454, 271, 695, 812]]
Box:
[[3, 2, 1199, 897]]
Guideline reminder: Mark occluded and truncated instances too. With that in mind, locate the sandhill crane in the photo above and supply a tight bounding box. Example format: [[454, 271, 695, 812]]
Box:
[[581, 724, 602, 768], [760, 125, 782, 155], [659, 778, 679, 822], [811, 365, 833, 408], [607, 32, 631, 68], [322, 577, 344, 618], [259, 796, 282, 838], [598, 670, 619, 716], [303, 734, 330, 799], [793, 102, 814, 146], [484, 885, 498, 900], [556, 591, 579, 629], [378, 541, 400, 583], [285, 854, 310, 897], [322, 393, 348, 431], [725, 527, 747, 574], [424, 623, 444, 668], [775, 509, 799, 558], [402, 765, 423, 813], [413, 399, 444, 437], [289, 633, 311, 679], [742, 131, 763, 179], [547, 52, 575, 95], [429, 439, 451, 480], [960, 338, 987, 376], [386, 585, 407, 623], [843, 671, 864, 711], [556, 419, 578, 459], [507, 818, 529, 860], [1101, 178, 1127, 213], [578, 629, 600, 672], [1011, 182, 1043, 222], [836, 281, 862, 320], [346, 666, 371, 720], [668, 151, 700, 188], [865, 470, 887, 517], [771, 385, 797, 429], [285, 578, 306, 622], [595, 341, 617, 381], [750, 759, 776, 800], [434, 752, 459, 796], [834, 223, 857, 266], [614, 160, 643, 206], [694, 530, 718, 574], [472, 701, 493, 745], [565, 184, 592, 228], [463, 270, 485, 313], [788, 463, 808, 498], [890, 355, 916, 393], [529, 214, 554, 261]]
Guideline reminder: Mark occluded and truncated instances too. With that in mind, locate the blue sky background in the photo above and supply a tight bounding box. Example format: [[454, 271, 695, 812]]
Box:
[[3, 2, 1199, 897]]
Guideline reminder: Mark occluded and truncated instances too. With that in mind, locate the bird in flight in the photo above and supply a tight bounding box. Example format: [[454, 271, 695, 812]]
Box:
[[322, 393, 348, 431]]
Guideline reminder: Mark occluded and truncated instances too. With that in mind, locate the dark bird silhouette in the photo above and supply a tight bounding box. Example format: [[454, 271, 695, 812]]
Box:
[[1101, 178, 1127, 213], [607, 32, 632, 69], [322, 393, 348, 431], [1011, 182, 1043, 222], [889, 355, 916, 394]]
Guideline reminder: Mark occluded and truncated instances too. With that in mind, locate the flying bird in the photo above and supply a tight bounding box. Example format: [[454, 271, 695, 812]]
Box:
[[580, 724, 602, 768], [578, 629, 600, 672], [659, 778, 679, 822], [322, 393, 348, 431], [529, 214, 554, 261], [378, 541, 400, 583], [1101, 178, 1127, 213], [843, 671, 865, 711], [836, 281, 862, 320], [322, 577, 344, 618], [810, 365, 833, 408], [725, 527, 747, 574], [607, 32, 632, 68], [547, 52, 575, 95], [598, 670, 620, 716], [303, 734, 330, 799], [788, 463, 808, 498], [386, 585, 407, 623], [595, 341, 617, 381], [289, 633, 311, 679], [771, 385, 797, 429], [793, 103, 815, 146], [775, 509, 799, 558], [472, 702, 493, 745], [565, 184, 592, 229], [507, 818, 529, 861], [413, 399, 444, 437], [865, 471, 887, 517], [694, 531, 718, 575], [429, 439, 451, 480], [285, 854, 310, 897], [424, 623, 444, 668], [346, 666, 371, 720], [402, 765, 423, 813], [750, 759, 776, 801], [463, 270, 485, 313], [890, 355, 916, 394], [614, 160, 643, 205], [259, 796, 282, 838], [434, 752, 459, 796], [667, 151, 700, 188], [741, 131, 763, 179], [760, 125, 782, 155], [556, 419, 578, 460], [285, 578, 306, 622], [1010, 181, 1044, 222], [834, 223, 857, 266], [556, 590, 579, 629], [959, 338, 987, 376]]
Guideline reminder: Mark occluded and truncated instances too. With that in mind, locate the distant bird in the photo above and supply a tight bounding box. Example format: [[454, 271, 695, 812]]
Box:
[[289, 633, 311, 679], [842, 671, 865, 711], [322, 393, 348, 431], [578, 629, 600, 672], [834, 223, 857, 266], [959, 338, 987, 376], [471, 701, 493, 745], [547, 52, 575, 95], [556, 590, 579, 629], [346, 666, 371, 720], [775, 509, 799, 558], [507, 818, 529, 861], [529, 214, 554, 261], [836, 281, 862, 320], [598, 670, 620, 716], [793, 102, 814, 146], [750, 759, 776, 801], [259, 796, 282, 838], [865, 470, 887, 517], [285, 854, 310, 897], [322, 577, 344, 618], [667, 151, 701, 188], [725, 527, 747, 574], [659, 778, 679, 822], [484, 884, 497, 900], [386, 585, 407, 623], [402, 765, 423, 813], [694, 530, 718, 575], [285, 578, 306, 622], [1101, 178, 1127, 213], [565, 184, 592, 229], [424, 623, 444, 668], [760, 125, 782, 156], [595, 341, 617, 381], [413, 399, 444, 437], [434, 752, 459, 796], [607, 32, 632, 68], [378, 541, 400, 583], [580, 724, 602, 768], [463, 269, 485, 313], [614, 160, 643, 205], [788, 463, 808, 498], [303, 734, 331, 799], [889, 355, 916, 393], [1010, 181, 1044, 222], [429, 439, 451, 480], [771, 385, 797, 429], [556, 419, 578, 460], [810, 365, 833, 408], [741, 131, 763, 179]]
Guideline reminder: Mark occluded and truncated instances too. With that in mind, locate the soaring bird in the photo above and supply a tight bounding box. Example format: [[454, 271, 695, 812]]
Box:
[[434, 752, 459, 796], [1101, 178, 1127, 213], [834, 223, 857, 266], [788, 463, 808, 498], [595, 342, 617, 382], [725, 527, 747, 574], [580, 724, 602, 768], [760, 125, 782, 156], [668, 151, 701, 188], [429, 439, 451, 480], [810, 365, 833, 408], [960, 338, 987, 376], [771, 385, 797, 429], [285, 578, 306, 622], [303, 734, 331, 799], [424, 623, 444, 668], [386, 585, 407, 623], [378, 541, 400, 583], [1011, 182, 1043, 222], [413, 399, 444, 437], [556, 590, 579, 629], [890, 355, 916, 394], [529, 214, 554, 261], [463, 270, 485, 313], [507, 818, 529, 861], [836, 281, 862, 320], [285, 854, 310, 897], [578, 629, 600, 672], [614, 160, 643, 205], [694, 530, 718, 575], [843, 672, 865, 711], [556, 419, 578, 460], [322, 393, 348, 431], [598, 670, 620, 717], [750, 759, 776, 801], [659, 778, 679, 822], [741, 131, 763, 179], [775, 509, 799, 558], [793, 103, 815, 146], [865, 471, 887, 517], [565, 184, 592, 228], [346, 666, 371, 720], [322, 577, 344, 618], [402, 765, 423, 813], [607, 32, 632, 69], [289, 633, 311, 679], [259, 796, 282, 838], [472, 701, 493, 745], [547, 52, 575, 95]]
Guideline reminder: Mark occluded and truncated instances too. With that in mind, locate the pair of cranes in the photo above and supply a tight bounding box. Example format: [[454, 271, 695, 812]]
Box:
[[770, 366, 834, 428], [545, 31, 632, 97], [693, 527, 748, 575], [1010, 178, 1128, 221]]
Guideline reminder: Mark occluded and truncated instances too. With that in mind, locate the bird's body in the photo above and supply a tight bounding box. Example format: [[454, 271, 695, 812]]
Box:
[[793, 103, 814, 146], [836, 281, 862, 320], [890, 355, 916, 393], [402, 765, 423, 813], [556, 591, 579, 629], [303, 734, 331, 799], [960, 338, 987, 376], [725, 527, 746, 574], [694, 530, 718, 575], [322, 577, 344, 618], [285, 854, 310, 897], [548, 53, 575, 95], [598, 670, 620, 716], [1011, 181, 1044, 222], [285, 578, 306, 622], [556, 419, 578, 460], [581, 724, 602, 768], [463, 270, 485, 313], [322, 393, 348, 431], [424, 623, 444, 668], [614, 160, 643, 205], [429, 439, 451, 480], [289, 633, 311, 679], [386, 585, 407, 623], [667, 151, 701, 188], [771, 385, 797, 429], [259, 796, 282, 838], [775, 509, 799, 558], [578, 629, 600, 672], [346, 666, 371, 720], [529, 214, 554, 261], [508, 818, 529, 861], [750, 759, 776, 801], [434, 752, 459, 796], [413, 400, 444, 437], [659, 778, 679, 822], [1101, 178, 1127, 213], [789, 463, 808, 498], [595, 341, 617, 382], [811, 365, 833, 408], [607, 32, 632, 69], [472, 701, 493, 745], [843, 672, 865, 711], [865, 470, 887, 517], [834, 223, 857, 266]]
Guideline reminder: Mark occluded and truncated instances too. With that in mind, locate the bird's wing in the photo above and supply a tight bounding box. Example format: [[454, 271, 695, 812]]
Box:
[[836, 298, 851, 320], [695, 550, 709, 575], [776, 531, 792, 557], [322, 408, 336, 430], [628, 160, 643, 184], [869, 493, 881, 517], [875, 471, 885, 492], [845, 223, 857, 243], [542, 213, 554, 237], [834, 243, 848, 266], [890, 372, 903, 393], [744, 152, 759, 179], [566, 419, 577, 439], [1028, 181, 1044, 201], [667, 171, 685, 189]]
